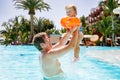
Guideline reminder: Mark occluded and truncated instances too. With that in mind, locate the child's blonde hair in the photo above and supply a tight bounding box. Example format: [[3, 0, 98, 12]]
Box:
[[65, 4, 77, 15]]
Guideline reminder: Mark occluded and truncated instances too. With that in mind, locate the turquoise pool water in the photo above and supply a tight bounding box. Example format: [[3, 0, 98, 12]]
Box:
[[0, 45, 120, 80]]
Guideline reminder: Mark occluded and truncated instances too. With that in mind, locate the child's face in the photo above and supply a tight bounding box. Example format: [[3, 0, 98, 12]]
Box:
[[66, 8, 76, 17]]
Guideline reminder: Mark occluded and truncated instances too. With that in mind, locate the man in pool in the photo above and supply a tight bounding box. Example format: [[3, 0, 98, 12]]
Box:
[[32, 26, 78, 80]]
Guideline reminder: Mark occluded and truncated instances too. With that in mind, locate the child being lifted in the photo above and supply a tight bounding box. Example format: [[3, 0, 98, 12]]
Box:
[[61, 4, 83, 62]]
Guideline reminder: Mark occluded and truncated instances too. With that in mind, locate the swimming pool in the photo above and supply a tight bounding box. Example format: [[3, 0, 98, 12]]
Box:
[[0, 45, 120, 80]]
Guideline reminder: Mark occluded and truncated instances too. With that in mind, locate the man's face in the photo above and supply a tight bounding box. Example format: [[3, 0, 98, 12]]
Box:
[[43, 34, 50, 42], [42, 34, 52, 48], [66, 8, 76, 17]]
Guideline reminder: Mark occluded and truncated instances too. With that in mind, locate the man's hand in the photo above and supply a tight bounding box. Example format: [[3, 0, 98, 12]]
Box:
[[69, 26, 78, 34]]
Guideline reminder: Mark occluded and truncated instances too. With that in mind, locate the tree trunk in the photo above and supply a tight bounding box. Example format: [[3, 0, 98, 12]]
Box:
[[103, 36, 106, 46], [30, 14, 34, 43], [111, 15, 115, 46]]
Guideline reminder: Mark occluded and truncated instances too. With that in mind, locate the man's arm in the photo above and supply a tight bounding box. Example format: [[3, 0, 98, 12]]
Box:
[[45, 28, 78, 59], [52, 27, 77, 49], [52, 32, 70, 49]]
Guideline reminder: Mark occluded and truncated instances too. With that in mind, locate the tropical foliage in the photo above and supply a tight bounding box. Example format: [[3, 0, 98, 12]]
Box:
[[95, 16, 112, 45], [80, 15, 92, 35], [13, 0, 51, 42], [0, 16, 30, 45], [114, 16, 120, 36], [34, 17, 54, 34], [0, 16, 55, 45], [105, 0, 118, 45], [0, 0, 120, 46], [85, 0, 119, 46], [60, 28, 66, 33]]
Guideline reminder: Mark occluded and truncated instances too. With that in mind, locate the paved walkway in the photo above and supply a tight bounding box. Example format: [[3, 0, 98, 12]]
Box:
[[85, 50, 120, 67]]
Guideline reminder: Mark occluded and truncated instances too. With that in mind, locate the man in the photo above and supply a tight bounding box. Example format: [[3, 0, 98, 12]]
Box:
[[32, 26, 78, 79]]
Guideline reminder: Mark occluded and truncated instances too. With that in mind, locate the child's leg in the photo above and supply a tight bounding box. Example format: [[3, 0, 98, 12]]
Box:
[[73, 32, 83, 61]]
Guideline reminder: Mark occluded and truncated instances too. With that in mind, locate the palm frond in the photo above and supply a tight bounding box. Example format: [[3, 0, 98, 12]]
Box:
[[106, 0, 118, 12], [13, 0, 51, 13]]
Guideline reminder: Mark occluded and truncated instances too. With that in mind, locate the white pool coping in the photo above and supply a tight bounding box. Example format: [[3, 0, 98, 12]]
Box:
[[85, 50, 120, 67]]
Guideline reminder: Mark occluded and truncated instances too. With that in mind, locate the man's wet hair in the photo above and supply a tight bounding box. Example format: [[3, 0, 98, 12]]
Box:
[[33, 35, 45, 51]]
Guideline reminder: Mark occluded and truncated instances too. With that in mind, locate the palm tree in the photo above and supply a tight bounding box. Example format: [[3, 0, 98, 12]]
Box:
[[34, 17, 54, 34], [19, 16, 31, 44], [1, 16, 31, 45], [97, 16, 112, 45], [105, 0, 118, 45], [13, 0, 51, 42], [1, 18, 19, 45], [114, 16, 120, 36]]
